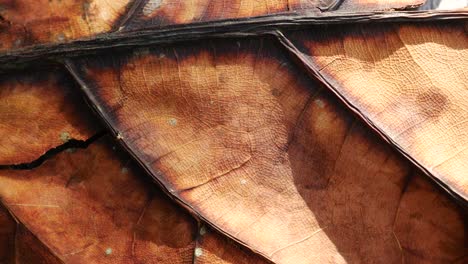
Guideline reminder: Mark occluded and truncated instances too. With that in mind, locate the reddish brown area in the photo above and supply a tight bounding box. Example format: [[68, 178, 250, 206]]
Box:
[[0, 69, 99, 165], [194, 226, 270, 264], [70, 37, 466, 263], [0, 205, 15, 264], [0, 0, 427, 52], [394, 175, 467, 264], [0, 0, 131, 51], [286, 21, 468, 201], [121, 0, 424, 30], [15, 225, 63, 264], [0, 136, 197, 263]]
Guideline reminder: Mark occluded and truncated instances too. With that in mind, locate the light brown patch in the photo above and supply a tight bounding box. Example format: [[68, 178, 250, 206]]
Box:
[[71, 37, 466, 263], [0, 0, 131, 51], [0, 136, 197, 263], [0, 70, 99, 165], [287, 22, 468, 200]]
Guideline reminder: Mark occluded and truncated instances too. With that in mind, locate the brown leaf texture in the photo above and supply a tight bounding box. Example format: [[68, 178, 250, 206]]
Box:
[[283, 21, 468, 201], [0, 205, 15, 263], [394, 174, 467, 264], [15, 224, 63, 264], [68, 37, 466, 263], [0, 0, 427, 54], [0, 75, 269, 263], [121, 0, 424, 31], [0, 69, 99, 165], [0, 0, 132, 51], [193, 225, 270, 264], [0, 135, 198, 263]]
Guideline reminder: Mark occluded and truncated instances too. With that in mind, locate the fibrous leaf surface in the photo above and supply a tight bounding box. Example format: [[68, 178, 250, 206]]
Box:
[[67, 36, 467, 263], [0, 69, 100, 165], [283, 21, 468, 201]]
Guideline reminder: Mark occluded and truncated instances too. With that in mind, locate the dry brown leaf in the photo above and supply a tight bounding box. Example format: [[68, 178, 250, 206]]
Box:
[[0, 0, 427, 52], [122, 0, 425, 30], [0, 69, 99, 165], [0, 205, 15, 263], [0, 136, 197, 263], [394, 173, 467, 263], [283, 21, 468, 201], [194, 225, 270, 264], [15, 224, 63, 264], [68, 37, 466, 263], [0, 0, 131, 51], [0, 70, 266, 263], [0, 2, 465, 264]]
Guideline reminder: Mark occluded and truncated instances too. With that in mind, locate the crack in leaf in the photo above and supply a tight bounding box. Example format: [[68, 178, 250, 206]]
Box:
[[0, 131, 107, 170]]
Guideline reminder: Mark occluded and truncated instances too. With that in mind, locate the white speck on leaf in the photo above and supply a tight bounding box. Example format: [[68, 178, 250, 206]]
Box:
[[56, 33, 65, 42], [60, 132, 71, 143], [194, 248, 203, 257], [105, 248, 112, 255], [168, 118, 177, 126], [315, 99, 325, 108], [143, 0, 162, 16], [199, 226, 207, 236]]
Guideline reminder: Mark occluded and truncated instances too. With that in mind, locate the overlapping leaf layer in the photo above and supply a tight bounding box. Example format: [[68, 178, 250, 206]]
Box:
[[0, 0, 466, 263]]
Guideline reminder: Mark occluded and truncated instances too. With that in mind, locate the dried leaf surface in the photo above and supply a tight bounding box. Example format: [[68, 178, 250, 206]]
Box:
[[194, 226, 270, 264], [15, 224, 63, 264], [68, 38, 466, 263], [0, 0, 427, 54], [394, 174, 467, 263], [0, 69, 99, 165], [121, 0, 425, 30], [0, 82, 264, 263], [0, 3, 465, 263], [284, 21, 468, 201], [0, 0, 132, 51], [0, 205, 15, 263], [0, 136, 197, 263]]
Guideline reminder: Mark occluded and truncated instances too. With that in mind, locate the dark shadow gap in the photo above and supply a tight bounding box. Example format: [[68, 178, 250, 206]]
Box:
[[0, 130, 107, 170]]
